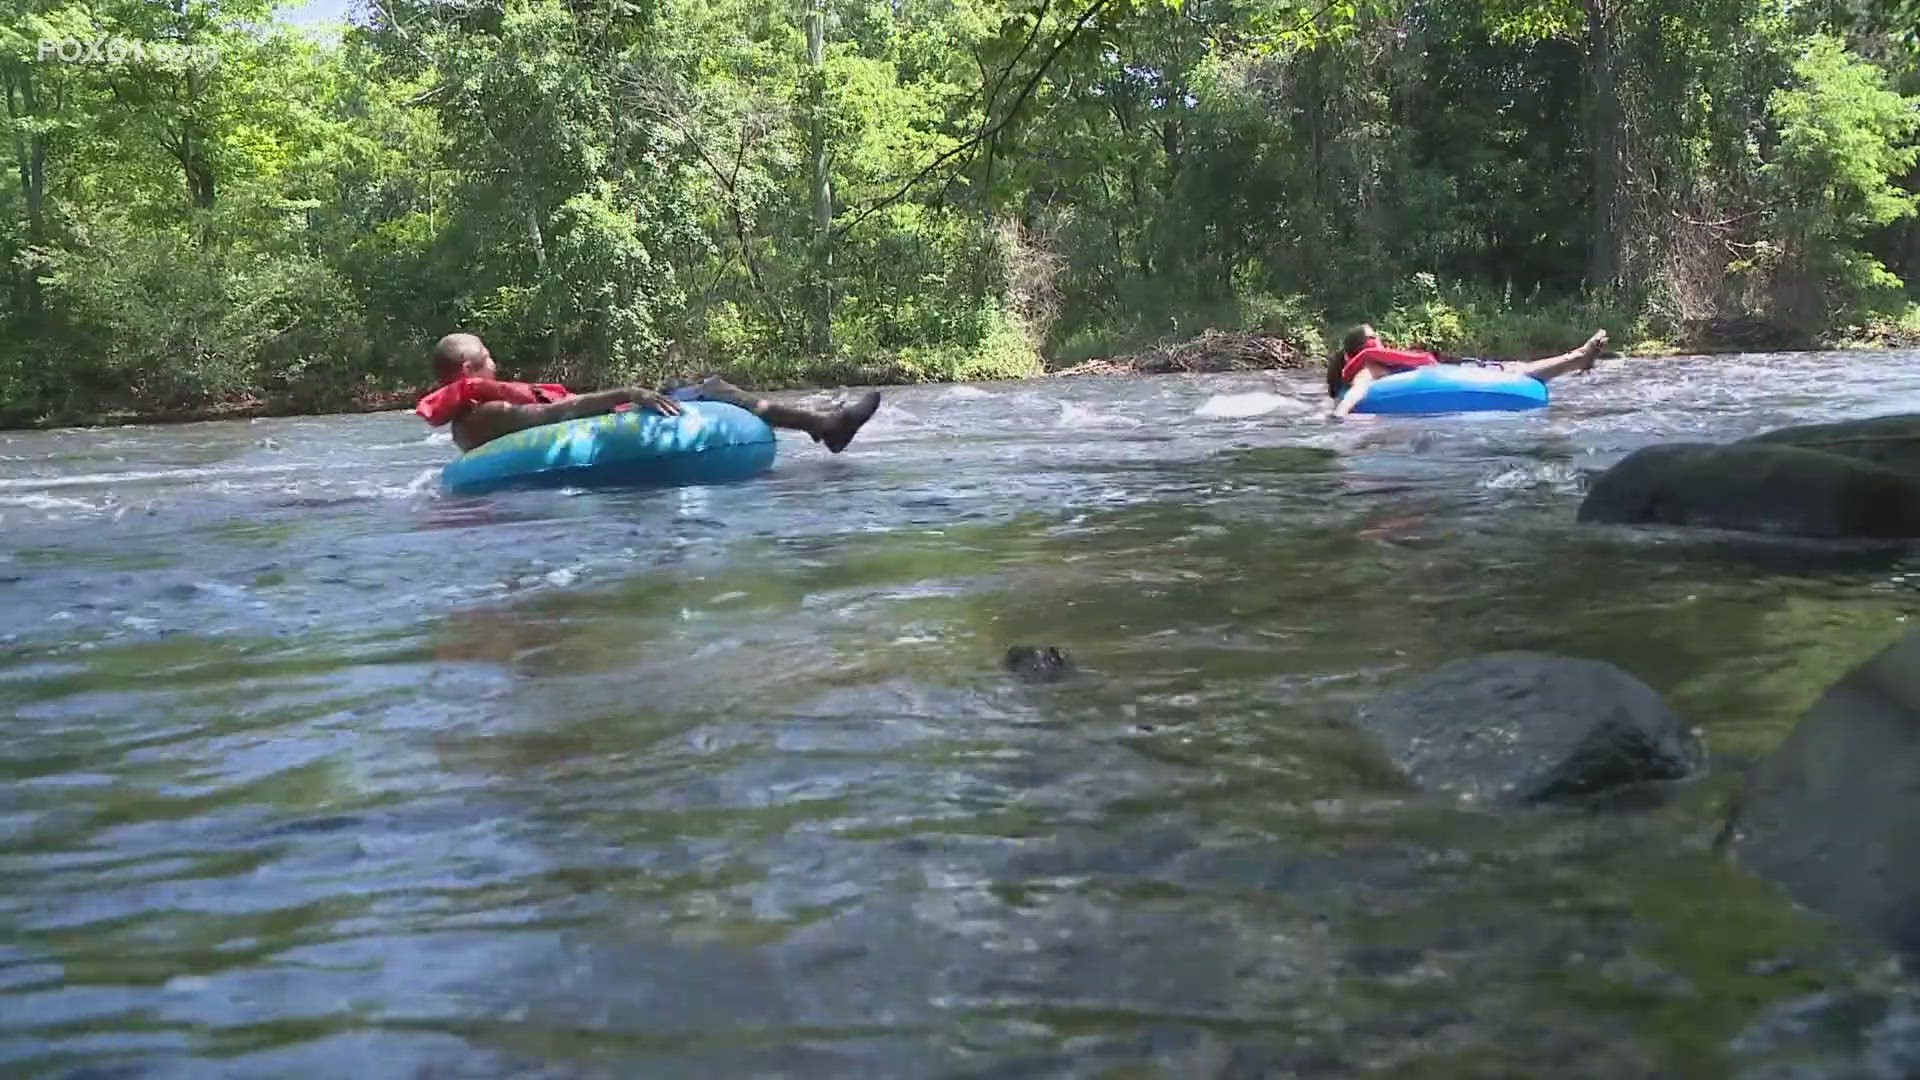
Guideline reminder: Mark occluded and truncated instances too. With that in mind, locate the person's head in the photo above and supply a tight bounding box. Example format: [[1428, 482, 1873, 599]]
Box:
[[1342, 323, 1378, 359], [1326, 323, 1380, 397], [430, 332, 496, 385]]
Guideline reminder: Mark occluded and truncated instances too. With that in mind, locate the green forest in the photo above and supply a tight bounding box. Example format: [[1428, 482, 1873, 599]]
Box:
[[2, 0, 1918, 425]]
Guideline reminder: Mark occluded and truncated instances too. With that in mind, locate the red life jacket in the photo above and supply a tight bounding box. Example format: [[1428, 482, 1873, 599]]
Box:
[[1340, 343, 1437, 384], [415, 378, 575, 427]]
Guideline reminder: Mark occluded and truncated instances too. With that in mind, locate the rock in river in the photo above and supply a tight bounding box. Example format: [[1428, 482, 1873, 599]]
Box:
[[1354, 652, 1707, 809], [1730, 626, 1920, 958], [1741, 412, 1920, 478], [1577, 441, 1920, 540], [1003, 644, 1074, 683]]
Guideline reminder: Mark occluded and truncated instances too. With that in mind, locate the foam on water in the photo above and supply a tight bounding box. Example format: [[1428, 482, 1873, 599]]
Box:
[[402, 468, 439, 497], [0, 463, 310, 491], [1193, 391, 1304, 419], [1056, 400, 1144, 429], [1478, 460, 1588, 493], [0, 493, 101, 512]]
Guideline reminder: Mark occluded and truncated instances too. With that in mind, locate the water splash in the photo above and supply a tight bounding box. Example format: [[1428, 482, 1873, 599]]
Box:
[[1478, 461, 1586, 493], [1057, 400, 1144, 429], [1193, 391, 1304, 419], [402, 469, 439, 497]]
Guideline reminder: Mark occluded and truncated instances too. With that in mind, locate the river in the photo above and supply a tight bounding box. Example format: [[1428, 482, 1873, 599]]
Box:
[[5, 352, 1920, 1078]]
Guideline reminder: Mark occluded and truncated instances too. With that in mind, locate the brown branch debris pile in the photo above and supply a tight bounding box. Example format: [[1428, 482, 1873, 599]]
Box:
[[1050, 330, 1312, 379]]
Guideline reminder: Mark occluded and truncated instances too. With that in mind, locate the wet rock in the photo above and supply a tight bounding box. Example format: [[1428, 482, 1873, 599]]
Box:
[[1353, 652, 1706, 809], [1743, 413, 1920, 478], [243, 813, 364, 841], [1649, 532, 1911, 576], [1343, 942, 1426, 978], [1224, 1047, 1352, 1079], [1730, 626, 1920, 957], [1002, 645, 1073, 683], [1577, 442, 1920, 540]]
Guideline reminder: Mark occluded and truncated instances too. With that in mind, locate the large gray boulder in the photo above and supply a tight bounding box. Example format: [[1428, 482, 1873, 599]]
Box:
[[1743, 413, 1920, 478], [1577, 442, 1920, 539], [1354, 653, 1707, 808], [1730, 627, 1920, 957]]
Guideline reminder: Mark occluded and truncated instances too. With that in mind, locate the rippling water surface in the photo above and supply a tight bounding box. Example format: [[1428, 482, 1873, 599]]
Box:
[[6, 352, 1920, 1078]]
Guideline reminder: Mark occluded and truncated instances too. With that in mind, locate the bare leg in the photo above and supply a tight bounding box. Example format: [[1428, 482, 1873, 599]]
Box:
[[696, 377, 882, 453], [1509, 329, 1608, 382]]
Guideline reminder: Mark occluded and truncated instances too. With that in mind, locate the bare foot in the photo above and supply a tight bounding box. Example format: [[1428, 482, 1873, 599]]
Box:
[[1574, 329, 1609, 372], [816, 391, 882, 452]]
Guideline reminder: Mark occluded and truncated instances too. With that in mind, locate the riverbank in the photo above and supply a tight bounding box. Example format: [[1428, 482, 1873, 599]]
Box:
[[2, 388, 427, 433], [6, 309, 1917, 433]]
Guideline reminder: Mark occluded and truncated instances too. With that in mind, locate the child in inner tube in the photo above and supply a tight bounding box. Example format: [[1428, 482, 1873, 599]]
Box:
[[1325, 323, 1609, 419], [417, 333, 882, 453]]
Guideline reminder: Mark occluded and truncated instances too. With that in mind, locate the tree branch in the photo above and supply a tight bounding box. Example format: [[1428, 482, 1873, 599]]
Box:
[[368, 0, 438, 68], [984, 0, 1052, 121], [832, 0, 1107, 239], [835, 0, 1345, 240]]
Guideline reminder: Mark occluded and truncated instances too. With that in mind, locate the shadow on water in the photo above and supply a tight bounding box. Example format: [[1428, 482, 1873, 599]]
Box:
[[6, 364, 1920, 1076]]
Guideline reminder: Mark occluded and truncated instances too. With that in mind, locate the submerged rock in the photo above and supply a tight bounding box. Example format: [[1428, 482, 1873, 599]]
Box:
[[1743, 412, 1920, 478], [1003, 645, 1074, 683], [1730, 626, 1920, 958], [1353, 653, 1706, 809], [1577, 442, 1920, 540]]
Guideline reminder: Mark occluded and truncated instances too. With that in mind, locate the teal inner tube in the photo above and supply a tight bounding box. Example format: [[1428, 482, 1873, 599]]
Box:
[[440, 400, 778, 495], [1352, 364, 1550, 415]]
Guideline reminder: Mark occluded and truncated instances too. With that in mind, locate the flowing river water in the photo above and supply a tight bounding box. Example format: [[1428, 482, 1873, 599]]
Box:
[[6, 352, 1920, 1078]]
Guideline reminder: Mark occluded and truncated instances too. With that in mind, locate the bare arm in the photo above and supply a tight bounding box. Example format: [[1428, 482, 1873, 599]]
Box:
[[1331, 365, 1377, 418], [451, 387, 682, 451]]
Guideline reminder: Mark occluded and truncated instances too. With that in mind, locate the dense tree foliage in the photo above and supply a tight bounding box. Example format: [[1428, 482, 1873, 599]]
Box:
[[1, 0, 1915, 421]]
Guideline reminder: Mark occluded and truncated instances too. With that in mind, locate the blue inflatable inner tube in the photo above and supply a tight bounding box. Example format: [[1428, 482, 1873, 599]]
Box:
[[1352, 363, 1549, 416], [440, 399, 778, 495]]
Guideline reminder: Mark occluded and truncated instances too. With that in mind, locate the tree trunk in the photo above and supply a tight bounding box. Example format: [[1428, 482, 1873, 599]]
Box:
[[1303, 52, 1325, 208], [1127, 162, 1149, 276], [5, 64, 48, 318], [527, 205, 560, 367], [806, 0, 833, 356], [1585, 0, 1622, 290], [186, 153, 216, 209], [1902, 170, 1920, 285], [181, 66, 216, 212], [526, 206, 548, 270], [974, 136, 998, 299], [1905, 218, 1920, 289]]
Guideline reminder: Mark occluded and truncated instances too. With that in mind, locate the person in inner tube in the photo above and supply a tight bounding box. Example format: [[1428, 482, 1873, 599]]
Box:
[[1325, 323, 1609, 418], [415, 332, 882, 453]]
